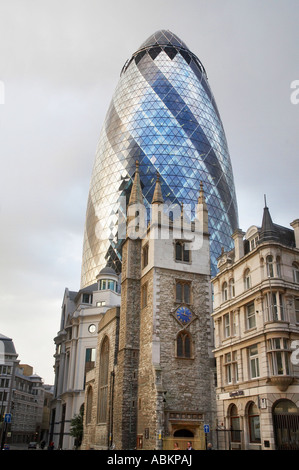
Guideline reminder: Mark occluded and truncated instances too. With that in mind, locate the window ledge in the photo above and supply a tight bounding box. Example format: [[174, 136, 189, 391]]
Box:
[[175, 356, 194, 360], [175, 259, 192, 265], [244, 326, 257, 334]]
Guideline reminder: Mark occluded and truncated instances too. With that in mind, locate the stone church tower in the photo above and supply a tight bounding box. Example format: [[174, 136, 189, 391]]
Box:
[[82, 163, 215, 450]]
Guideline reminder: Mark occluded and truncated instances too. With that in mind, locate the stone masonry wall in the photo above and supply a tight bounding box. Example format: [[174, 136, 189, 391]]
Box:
[[113, 237, 141, 449], [136, 264, 216, 449], [156, 267, 215, 431]]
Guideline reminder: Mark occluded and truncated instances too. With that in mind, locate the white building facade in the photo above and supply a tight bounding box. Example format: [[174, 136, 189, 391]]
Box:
[[212, 207, 299, 450], [50, 268, 120, 449]]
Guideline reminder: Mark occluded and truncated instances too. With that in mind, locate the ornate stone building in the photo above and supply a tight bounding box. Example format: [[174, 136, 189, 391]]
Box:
[[50, 269, 120, 449], [81, 164, 216, 450], [212, 206, 299, 450]]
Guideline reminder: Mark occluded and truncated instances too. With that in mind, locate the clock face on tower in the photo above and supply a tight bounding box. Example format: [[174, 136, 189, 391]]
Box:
[[176, 306, 192, 324]]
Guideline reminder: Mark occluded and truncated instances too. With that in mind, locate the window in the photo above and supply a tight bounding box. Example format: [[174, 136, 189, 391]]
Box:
[[249, 345, 260, 378], [293, 263, 299, 283], [98, 337, 109, 423], [295, 298, 299, 323], [234, 351, 239, 382], [267, 338, 290, 375], [266, 255, 281, 278], [85, 348, 96, 386], [177, 331, 191, 358], [99, 279, 117, 292], [248, 402, 261, 443], [250, 236, 259, 251], [176, 281, 191, 303], [266, 255, 274, 278], [246, 302, 256, 330], [276, 256, 281, 277], [223, 312, 236, 339], [224, 313, 231, 338], [265, 292, 285, 321], [244, 269, 251, 290], [224, 352, 238, 384], [229, 279, 235, 298], [82, 293, 92, 304], [222, 282, 228, 302], [175, 241, 190, 263], [225, 353, 232, 384], [142, 244, 149, 268], [230, 405, 241, 442], [141, 283, 148, 309], [85, 348, 96, 363]]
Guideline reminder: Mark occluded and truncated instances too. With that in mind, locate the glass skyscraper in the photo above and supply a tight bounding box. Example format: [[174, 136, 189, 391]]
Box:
[[81, 30, 238, 287]]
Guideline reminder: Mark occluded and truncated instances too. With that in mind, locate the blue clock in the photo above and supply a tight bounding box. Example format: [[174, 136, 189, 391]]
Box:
[[176, 306, 192, 324]]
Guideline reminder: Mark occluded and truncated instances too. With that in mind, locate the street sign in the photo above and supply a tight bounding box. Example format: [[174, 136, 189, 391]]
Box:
[[204, 424, 210, 433], [4, 413, 11, 423]]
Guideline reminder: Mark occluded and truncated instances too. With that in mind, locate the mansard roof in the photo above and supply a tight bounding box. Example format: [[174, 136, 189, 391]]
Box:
[[258, 205, 295, 248]]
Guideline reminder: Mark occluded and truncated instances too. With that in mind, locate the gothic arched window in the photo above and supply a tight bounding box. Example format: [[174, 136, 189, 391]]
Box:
[[175, 241, 190, 262], [86, 385, 93, 424], [177, 331, 191, 358], [98, 336, 109, 423]]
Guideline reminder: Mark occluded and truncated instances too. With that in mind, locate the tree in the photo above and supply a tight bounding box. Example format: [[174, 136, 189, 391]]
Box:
[[69, 405, 84, 449]]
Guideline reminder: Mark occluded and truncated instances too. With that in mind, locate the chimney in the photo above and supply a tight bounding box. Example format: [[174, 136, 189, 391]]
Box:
[[232, 229, 245, 261], [290, 219, 299, 248]]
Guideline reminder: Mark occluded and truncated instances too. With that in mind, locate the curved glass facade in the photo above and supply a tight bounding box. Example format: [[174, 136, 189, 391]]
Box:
[[81, 30, 238, 287]]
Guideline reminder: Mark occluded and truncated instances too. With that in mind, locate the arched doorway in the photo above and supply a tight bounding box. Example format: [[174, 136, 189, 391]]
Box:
[[174, 429, 194, 438], [273, 399, 299, 450]]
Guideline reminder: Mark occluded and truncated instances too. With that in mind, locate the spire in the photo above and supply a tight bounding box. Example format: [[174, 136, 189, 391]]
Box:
[[128, 161, 144, 206], [198, 181, 207, 210], [196, 181, 209, 234], [151, 171, 164, 204], [259, 197, 278, 242]]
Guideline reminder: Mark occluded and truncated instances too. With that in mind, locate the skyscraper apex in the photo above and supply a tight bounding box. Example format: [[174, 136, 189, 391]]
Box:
[[81, 30, 238, 287]]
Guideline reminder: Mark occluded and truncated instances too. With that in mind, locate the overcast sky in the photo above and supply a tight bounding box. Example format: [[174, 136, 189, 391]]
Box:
[[0, 0, 298, 384]]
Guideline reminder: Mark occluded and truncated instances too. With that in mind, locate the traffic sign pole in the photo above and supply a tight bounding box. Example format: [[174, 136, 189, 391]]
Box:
[[204, 424, 210, 450]]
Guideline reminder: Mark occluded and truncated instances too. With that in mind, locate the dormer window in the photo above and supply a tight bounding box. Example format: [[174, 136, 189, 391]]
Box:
[[82, 293, 92, 304], [250, 236, 259, 251]]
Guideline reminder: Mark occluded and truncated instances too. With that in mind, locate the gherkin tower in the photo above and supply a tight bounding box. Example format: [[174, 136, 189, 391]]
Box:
[[81, 30, 238, 288]]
